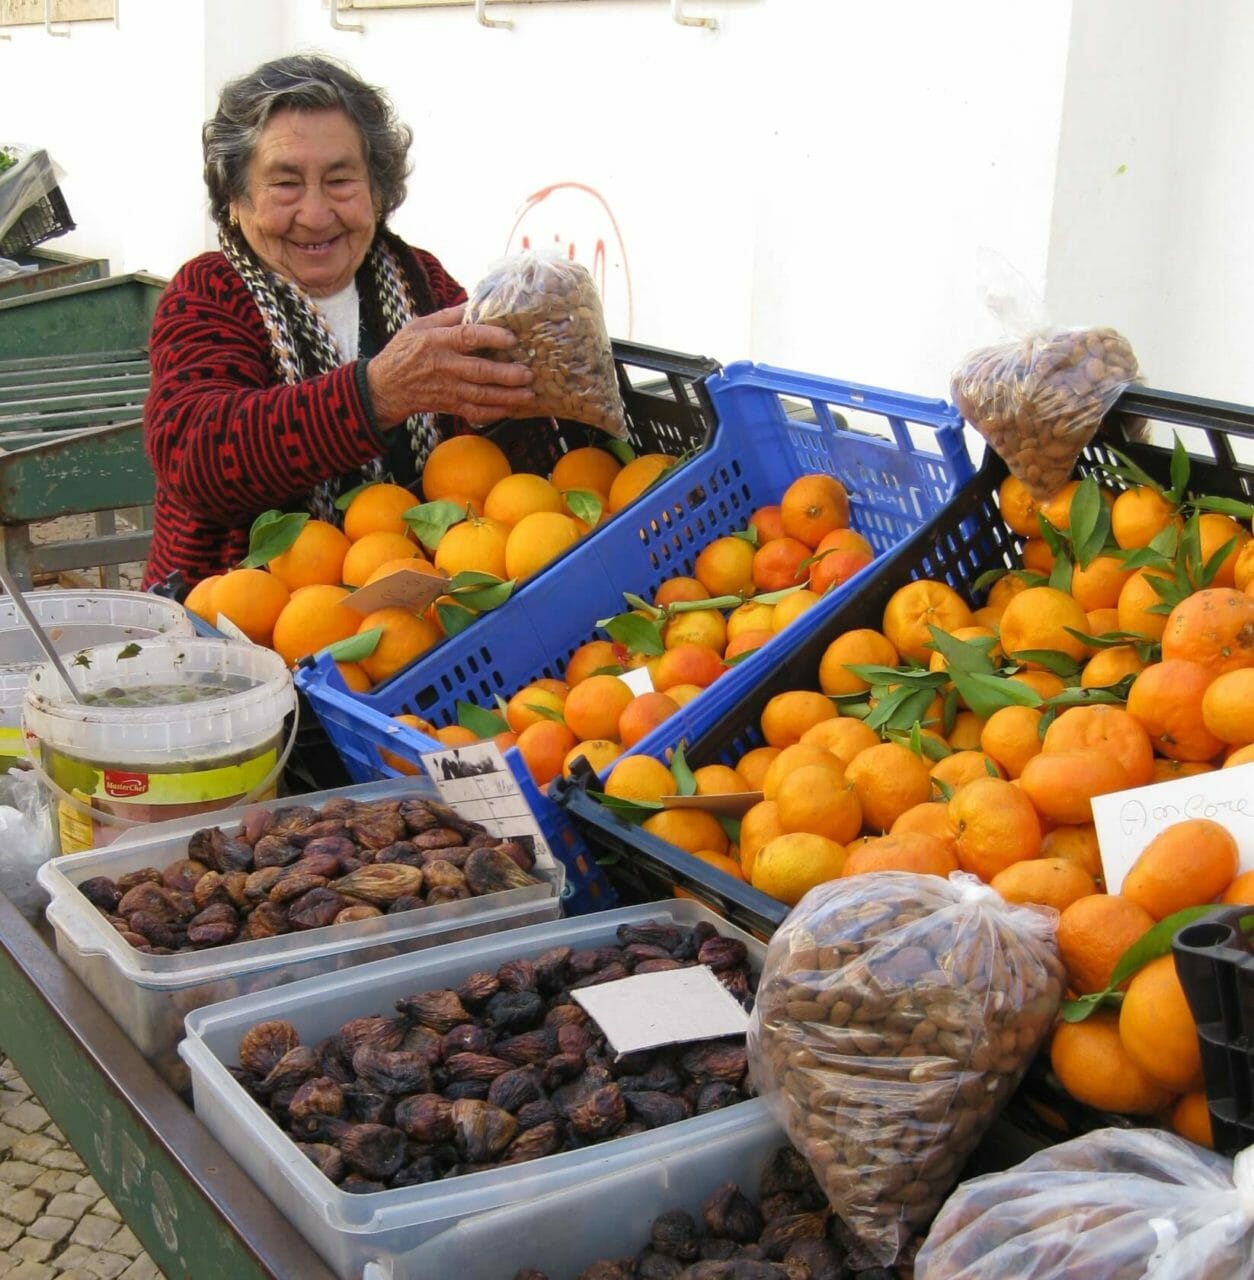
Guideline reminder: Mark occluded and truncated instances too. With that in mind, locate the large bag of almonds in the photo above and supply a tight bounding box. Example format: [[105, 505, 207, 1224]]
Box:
[[747, 871, 1066, 1267], [464, 251, 628, 438], [950, 251, 1139, 502], [916, 1127, 1254, 1279]]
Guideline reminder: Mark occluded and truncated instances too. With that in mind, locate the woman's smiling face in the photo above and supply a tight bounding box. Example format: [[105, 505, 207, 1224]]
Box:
[[231, 107, 378, 297]]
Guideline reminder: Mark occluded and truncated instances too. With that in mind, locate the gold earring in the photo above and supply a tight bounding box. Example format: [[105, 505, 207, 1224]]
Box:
[[229, 210, 239, 228]]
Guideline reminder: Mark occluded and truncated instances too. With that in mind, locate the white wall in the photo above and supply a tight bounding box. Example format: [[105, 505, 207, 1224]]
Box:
[[3, 1, 1250, 407]]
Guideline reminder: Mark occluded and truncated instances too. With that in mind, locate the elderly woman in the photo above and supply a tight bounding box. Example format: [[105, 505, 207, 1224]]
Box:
[[141, 54, 535, 590]]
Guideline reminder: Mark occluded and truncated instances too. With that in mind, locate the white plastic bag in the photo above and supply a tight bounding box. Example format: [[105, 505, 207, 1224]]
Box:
[[0, 765, 57, 917], [916, 1127, 1254, 1280], [950, 250, 1139, 502]]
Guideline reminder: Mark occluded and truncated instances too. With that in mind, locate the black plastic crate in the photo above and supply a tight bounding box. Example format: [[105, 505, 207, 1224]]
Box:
[[1174, 906, 1254, 1157], [0, 184, 75, 258]]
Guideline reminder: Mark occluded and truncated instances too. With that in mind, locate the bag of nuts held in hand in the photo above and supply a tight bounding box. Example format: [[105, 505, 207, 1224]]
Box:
[[747, 871, 1066, 1267], [465, 252, 628, 439], [950, 252, 1139, 503], [916, 1128, 1254, 1280]]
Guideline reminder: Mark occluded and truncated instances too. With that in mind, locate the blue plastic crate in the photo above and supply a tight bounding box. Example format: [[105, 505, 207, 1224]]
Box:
[[296, 361, 973, 913]]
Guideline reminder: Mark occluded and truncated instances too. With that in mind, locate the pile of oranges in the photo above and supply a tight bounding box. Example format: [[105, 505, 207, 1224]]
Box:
[[380, 471, 872, 788], [182, 436, 679, 684]]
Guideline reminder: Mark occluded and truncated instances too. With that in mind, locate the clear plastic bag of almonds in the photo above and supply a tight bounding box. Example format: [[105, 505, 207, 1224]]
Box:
[[746, 870, 1066, 1268], [915, 1128, 1254, 1280], [950, 250, 1140, 503], [464, 252, 628, 439]]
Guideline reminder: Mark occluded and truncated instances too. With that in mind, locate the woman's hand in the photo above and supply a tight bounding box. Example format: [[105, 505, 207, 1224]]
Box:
[[365, 305, 537, 428]]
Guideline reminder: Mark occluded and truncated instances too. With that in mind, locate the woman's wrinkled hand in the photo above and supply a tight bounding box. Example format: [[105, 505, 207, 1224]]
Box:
[[365, 305, 537, 428]]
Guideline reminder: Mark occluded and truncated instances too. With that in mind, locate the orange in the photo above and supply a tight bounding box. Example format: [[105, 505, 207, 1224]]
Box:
[[989, 857, 1097, 913], [267, 519, 352, 591], [751, 536, 812, 592], [1068, 554, 1133, 613], [343, 482, 420, 542], [739, 799, 784, 879], [515, 719, 578, 787], [689, 848, 747, 882], [1161, 588, 1254, 675], [692, 764, 749, 796], [930, 750, 1005, 792], [1116, 567, 1176, 641], [760, 690, 838, 749], [723, 630, 774, 661], [654, 576, 710, 607], [725, 601, 776, 640], [774, 764, 862, 844], [334, 660, 373, 693], [1018, 749, 1131, 826], [771, 588, 822, 632], [817, 629, 900, 697], [1111, 485, 1180, 550], [354, 608, 441, 684], [1121, 817, 1239, 921], [1172, 1091, 1214, 1149], [421, 435, 512, 506], [1011, 669, 1066, 701], [433, 724, 480, 747], [1085, 607, 1121, 636], [341, 530, 420, 588], [1151, 758, 1215, 783], [779, 473, 851, 548], [665, 683, 704, 708], [799, 716, 880, 766], [1126, 660, 1225, 762], [653, 643, 726, 692], [550, 446, 621, 499], [1198, 512, 1250, 588], [604, 754, 676, 803], [433, 515, 510, 580], [1040, 824, 1104, 884], [1020, 538, 1056, 576], [378, 712, 437, 775], [533, 677, 571, 698], [1119, 953, 1203, 1092], [997, 586, 1091, 667], [947, 776, 1042, 881], [761, 743, 846, 800], [997, 474, 1041, 538], [845, 742, 933, 833], [985, 573, 1031, 614], [1049, 1012, 1175, 1115], [505, 511, 582, 581], [484, 473, 564, 527], [565, 639, 623, 685], [642, 807, 729, 857], [504, 683, 567, 734], [881, 579, 975, 664], [1224, 743, 1254, 768], [735, 745, 782, 792], [948, 711, 988, 753], [1056, 893, 1155, 995], [1039, 479, 1113, 531], [561, 674, 635, 743], [748, 504, 786, 543], [618, 691, 682, 749], [751, 831, 847, 906], [607, 454, 677, 513], [1222, 870, 1254, 905], [183, 574, 222, 623], [364, 556, 439, 588], [980, 705, 1045, 780], [694, 536, 756, 598], [840, 831, 958, 879], [809, 548, 874, 596], [562, 739, 620, 776], [1042, 705, 1155, 788], [891, 801, 959, 850], [1234, 539, 1254, 593], [271, 583, 361, 667], [663, 609, 727, 653], [1201, 668, 1254, 745], [211, 568, 290, 648], [1080, 645, 1145, 689]]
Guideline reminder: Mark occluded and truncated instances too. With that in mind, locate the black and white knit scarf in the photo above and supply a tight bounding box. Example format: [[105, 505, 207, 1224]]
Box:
[[220, 225, 439, 522]]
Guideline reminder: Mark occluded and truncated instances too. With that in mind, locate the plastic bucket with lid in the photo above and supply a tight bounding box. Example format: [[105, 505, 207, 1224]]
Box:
[[1, 590, 195, 772], [23, 637, 297, 854]]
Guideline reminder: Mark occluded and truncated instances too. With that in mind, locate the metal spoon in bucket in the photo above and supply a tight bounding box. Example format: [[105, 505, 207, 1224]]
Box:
[[0, 562, 86, 704]]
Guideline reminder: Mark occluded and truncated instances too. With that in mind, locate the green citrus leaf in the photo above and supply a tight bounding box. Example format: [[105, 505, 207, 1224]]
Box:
[[1041, 685, 1129, 710], [1036, 513, 1068, 557], [606, 439, 636, 466], [405, 500, 470, 551], [846, 664, 946, 688], [1059, 991, 1121, 1022], [1003, 649, 1082, 678], [749, 584, 806, 605], [602, 612, 666, 656], [591, 790, 662, 821], [324, 627, 381, 661], [453, 579, 516, 611], [1068, 477, 1108, 566], [1200, 535, 1240, 590], [931, 775, 955, 802], [972, 567, 1014, 594], [1064, 626, 1148, 650], [1168, 435, 1191, 504], [525, 702, 567, 725], [925, 625, 998, 676], [1191, 495, 1254, 521], [666, 595, 743, 614], [334, 479, 374, 512], [241, 510, 307, 567], [717, 815, 742, 843], [456, 700, 508, 737], [734, 527, 758, 546], [1048, 547, 1075, 594], [436, 601, 478, 636], [670, 741, 697, 796], [563, 489, 604, 526], [948, 671, 1043, 718], [621, 592, 664, 618]]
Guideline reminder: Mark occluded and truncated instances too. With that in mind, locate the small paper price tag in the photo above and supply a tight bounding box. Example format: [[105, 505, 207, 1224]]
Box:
[[343, 566, 449, 615], [571, 965, 750, 1057]]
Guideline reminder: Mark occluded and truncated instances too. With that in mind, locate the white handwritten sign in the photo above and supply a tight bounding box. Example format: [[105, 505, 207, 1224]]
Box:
[[1091, 762, 1254, 893]]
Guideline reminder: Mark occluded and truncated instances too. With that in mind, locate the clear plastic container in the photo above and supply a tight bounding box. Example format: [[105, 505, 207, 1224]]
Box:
[[39, 777, 564, 1090], [179, 900, 769, 1280]]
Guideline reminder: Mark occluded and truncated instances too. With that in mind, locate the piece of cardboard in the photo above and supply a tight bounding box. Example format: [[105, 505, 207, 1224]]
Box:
[[660, 791, 764, 818], [619, 664, 655, 696], [571, 964, 750, 1057], [343, 565, 449, 615], [1091, 762, 1254, 893]]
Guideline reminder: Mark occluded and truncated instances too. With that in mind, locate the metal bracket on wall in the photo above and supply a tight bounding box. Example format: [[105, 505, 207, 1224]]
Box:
[[474, 0, 511, 29], [671, 0, 715, 28], [329, 0, 365, 32]]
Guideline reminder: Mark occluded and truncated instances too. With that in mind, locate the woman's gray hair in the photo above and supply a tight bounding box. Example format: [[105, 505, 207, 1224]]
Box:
[[203, 54, 412, 227]]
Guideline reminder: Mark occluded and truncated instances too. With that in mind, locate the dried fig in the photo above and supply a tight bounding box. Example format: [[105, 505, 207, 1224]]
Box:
[[497, 958, 537, 993], [351, 1046, 434, 1095], [394, 1094, 455, 1143], [456, 971, 501, 1008], [238, 805, 276, 846], [332, 864, 425, 906], [257, 1045, 321, 1095], [625, 1090, 692, 1129], [703, 1183, 764, 1244], [679, 1041, 748, 1085], [396, 990, 472, 1032], [464, 846, 537, 896], [374, 841, 424, 868], [238, 1020, 300, 1077], [348, 810, 407, 850], [161, 859, 208, 894], [450, 1099, 517, 1163], [567, 1083, 627, 1138], [295, 1142, 345, 1184], [78, 876, 122, 914], [426, 885, 473, 906], [500, 1119, 563, 1164], [487, 1067, 543, 1113], [337, 1016, 408, 1059], [252, 833, 304, 869], [339, 1123, 407, 1181], [287, 1077, 345, 1121], [484, 990, 544, 1032], [238, 900, 291, 941], [445, 1052, 513, 1084], [288, 887, 350, 930]]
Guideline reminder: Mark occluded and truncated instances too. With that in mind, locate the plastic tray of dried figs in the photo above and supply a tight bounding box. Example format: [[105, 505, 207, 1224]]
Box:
[[37, 777, 565, 1093], [178, 900, 770, 1280]]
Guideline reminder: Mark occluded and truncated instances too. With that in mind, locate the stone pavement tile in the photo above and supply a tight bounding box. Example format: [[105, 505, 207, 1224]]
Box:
[[117, 1260, 161, 1280], [72, 1175, 102, 1200], [0, 1119, 25, 1148], [91, 1201, 121, 1224], [0, 1256, 16, 1280], [32, 1171, 81, 1195], [26, 1214, 74, 1244], [0, 1058, 20, 1082], [12, 1134, 58, 1162], [70, 1214, 118, 1250], [48, 1245, 95, 1273], [44, 1125, 65, 1144], [83, 1255, 129, 1280], [0, 1159, 44, 1185], [6, 1262, 56, 1280], [11, 1237, 55, 1263], [3, 1102, 51, 1134], [0, 1216, 21, 1249], [38, 1148, 86, 1173], [45, 1192, 95, 1221], [54, 1274, 99, 1280], [108, 1226, 142, 1258], [1, 1187, 47, 1225]]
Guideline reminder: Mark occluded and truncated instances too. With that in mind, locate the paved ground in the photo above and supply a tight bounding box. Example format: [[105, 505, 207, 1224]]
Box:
[[0, 1055, 163, 1280]]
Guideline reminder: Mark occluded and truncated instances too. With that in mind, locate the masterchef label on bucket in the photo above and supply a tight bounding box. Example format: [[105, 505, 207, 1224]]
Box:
[[23, 638, 296, 854]]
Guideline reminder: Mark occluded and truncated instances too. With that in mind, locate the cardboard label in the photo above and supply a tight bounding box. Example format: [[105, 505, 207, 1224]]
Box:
[[1091, 762, 1254, 892], [618, 664, 655, 696], [661, 791, 764, 818], [213, 613, 252, 644], [571, 964, 750, 1056], [344, 566, 450, 616]]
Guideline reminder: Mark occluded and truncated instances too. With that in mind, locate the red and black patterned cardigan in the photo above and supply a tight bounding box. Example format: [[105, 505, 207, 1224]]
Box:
[[140, 244, 465, 590]]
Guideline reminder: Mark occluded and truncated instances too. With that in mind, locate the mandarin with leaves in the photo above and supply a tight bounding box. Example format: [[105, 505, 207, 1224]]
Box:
[[421, 435, 511, 506]]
